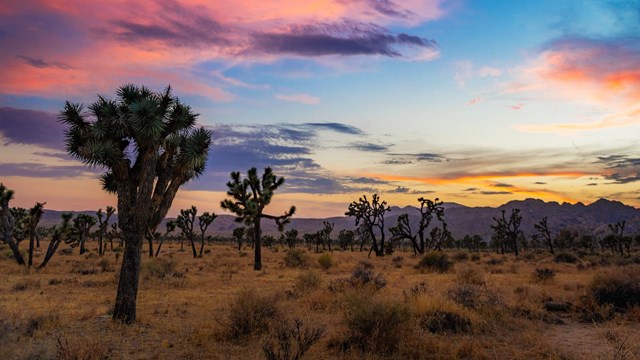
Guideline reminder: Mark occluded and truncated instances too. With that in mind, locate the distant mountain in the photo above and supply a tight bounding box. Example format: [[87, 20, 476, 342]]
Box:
[[37, 198, 640, 240]]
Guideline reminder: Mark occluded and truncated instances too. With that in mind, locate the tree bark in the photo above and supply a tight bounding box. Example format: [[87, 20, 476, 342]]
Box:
[[113, 230, 143, 324], [28, 231, 35, 267], [2, 207, 25, 266], [38, 238, 62, 270], [254, 219, 262, 271]]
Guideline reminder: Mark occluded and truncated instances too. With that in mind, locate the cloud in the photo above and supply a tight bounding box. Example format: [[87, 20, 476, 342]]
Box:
[[479, 66, 502, 77], [18, 55, 72, 69], [275, 93, 321, 105], [0, 107, 65, 149], [479, 191, 511, 195], [348, 141, 391, 152], [304, 122, 364, 135], [248, 21, 438, 59], [493, 183, 514, 188], [0, 163, 96, 178], [534, 181, 547, 185], [604, 172, 640, 184], [597, 154, 640, 169], [466, 97, 481, 105], [388, 152, 447, 162]]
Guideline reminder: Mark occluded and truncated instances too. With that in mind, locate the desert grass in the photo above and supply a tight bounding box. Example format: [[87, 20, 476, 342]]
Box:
[[0, 242, 639, 359]]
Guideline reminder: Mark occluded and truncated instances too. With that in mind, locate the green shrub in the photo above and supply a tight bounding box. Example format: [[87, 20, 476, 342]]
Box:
[[344, 294, 410, 354], [284, 249, 309, 269], [554, 252, 579, 264], [228, 289, 281, 338], [416, 251, 453, 273], [590, 267, 640, 312], [317, 253, 334, 270]]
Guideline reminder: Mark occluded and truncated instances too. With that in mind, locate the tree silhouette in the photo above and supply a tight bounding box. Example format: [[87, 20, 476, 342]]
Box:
[[390, 197, 445, 255], [534, 217, 554, 255], [27, 202, 46, 267], [96, 206, 115, 256], [491, 208, 523, 256], [176, 206, 198, 258], [198, 211, 217, 256], [221, 167, 295, 270], [345, 194, 391, 257], [60, 84, 212, 323], [154, 220, 176, 257], [0, 184, 26, 265]]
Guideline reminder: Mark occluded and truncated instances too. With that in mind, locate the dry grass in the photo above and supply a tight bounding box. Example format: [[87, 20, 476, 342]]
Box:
[[0, 241, 639, 359]]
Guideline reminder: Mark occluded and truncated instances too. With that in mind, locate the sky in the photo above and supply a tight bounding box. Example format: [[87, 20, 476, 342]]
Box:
[[1, 0, 640, 218]]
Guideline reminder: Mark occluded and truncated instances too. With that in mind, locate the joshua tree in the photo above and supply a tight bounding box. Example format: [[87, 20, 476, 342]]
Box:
[[154, 220, 176, 257], [198, 212, 217, 257], [345, 194, 390, 257], [60, 84, 212, 323], [534, 217, 554, 255], [232, 227, 246, 250], [26, 202, 46, 267], [390, 197, 446, 255], [337, 229, 356, 251], [176, 206, 198, 258], [96, 206, 115, 256], [221, 167, 296, 271], [283, 228, 299, 249], [608, 221, 628, 255], [38, 213, 72, 270], [65, 214, 96, 254], [0, 184, 26, 265], [491, 208, 523, 256]]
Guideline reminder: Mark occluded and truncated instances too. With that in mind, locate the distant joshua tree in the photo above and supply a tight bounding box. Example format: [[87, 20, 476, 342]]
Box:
[[491, 208, 523, 256], [534, 217, 554, 255], [154, 220, 176, 257], [60, 84, 212, 323], [0, 184, 26, 265], [198, 211, 217, 256], [221, 167, 295, 270], [389, 197, 445, 255], [96, 206, 115, 256], [345, 194, 391, 257]]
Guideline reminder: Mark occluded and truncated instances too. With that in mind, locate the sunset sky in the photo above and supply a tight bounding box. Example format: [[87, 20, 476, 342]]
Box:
[[1, 0, 639, 218]]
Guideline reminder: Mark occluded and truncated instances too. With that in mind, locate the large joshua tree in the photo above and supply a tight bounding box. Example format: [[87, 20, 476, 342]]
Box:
[[221, 167, 295, 270], [60, 84, 212, 324]]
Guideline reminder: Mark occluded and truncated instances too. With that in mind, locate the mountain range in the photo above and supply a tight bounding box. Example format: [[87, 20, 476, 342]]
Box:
[[37, 198, 640, 240]]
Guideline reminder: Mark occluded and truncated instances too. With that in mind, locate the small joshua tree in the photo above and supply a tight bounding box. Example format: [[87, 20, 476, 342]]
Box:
[[221, 167, 295, 270], [534, 217, 554, 255], [198, 211, 217, 256], [27, 202, 46, 267], [390, 197, 445, 255], [96, 206, 115, 256], [176, 206, 198, 258], [491, 208, 523, 256], [154, 220, 176, 257], [0, 184, 26, 265]]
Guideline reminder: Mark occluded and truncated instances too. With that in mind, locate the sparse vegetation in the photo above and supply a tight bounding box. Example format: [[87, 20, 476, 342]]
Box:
[[416, 251, 453, 273]]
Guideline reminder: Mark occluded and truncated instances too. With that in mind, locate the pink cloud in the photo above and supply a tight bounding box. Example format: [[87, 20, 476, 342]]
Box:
[[466, 97, 481, 105], [275, 93, 320, 105]]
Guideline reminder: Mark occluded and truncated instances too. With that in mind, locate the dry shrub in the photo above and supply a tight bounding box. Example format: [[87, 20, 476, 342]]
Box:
[[227, 288, 281, 338], [589, 266, 640, 312], [402, 281, 429, 300], [56, 336, 113, 360], [532, 267, 556, 283], [392, 256, 404, 268], [329, 261, 387, 292], [456, 267, 485, 286], [97, 258, 112, 272], [413, 298, 483, 335], [471, 253, 481, 261], [141, 258, 180, 280], [343, 293, 410, 354], [554, 252, 579, 264], [486, 257, 504, 266], [262, 318, 326, 360], [293, 270, 321, 295], [23, 313, 60, 337], [284, 249, 309, 269], [453, 252, 469, 262], [416, 251, 453, 273], [12, 278, 41, 292], [317, 253, 334, 270]]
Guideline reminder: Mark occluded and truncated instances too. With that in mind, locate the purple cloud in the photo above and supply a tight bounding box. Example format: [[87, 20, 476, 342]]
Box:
[[0, 107, 65, 149]]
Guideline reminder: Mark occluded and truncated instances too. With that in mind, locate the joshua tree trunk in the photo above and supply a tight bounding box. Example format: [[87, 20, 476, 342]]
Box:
[[113, 229, 143, 324], [254, 219, 262, 271], [1, 207, 25, 266], [28, 231, 35, 267], [189, 235, 197, 258], [155, 237, 165, 257], [38, 237, 63, 270]]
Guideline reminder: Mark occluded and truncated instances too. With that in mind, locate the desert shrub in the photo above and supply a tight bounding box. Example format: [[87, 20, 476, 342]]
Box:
[[349, 261, 387, 289], [284, 249, 309, 269], [56, 337, 113, 360], [23, 314, 59, 337], [453, 252, 469, 261], [589, 267, 640, 312], [416, 251, 453, 273], [317, 253, 334, 270], [392, 256, 404, 268], [141, 258, 178, 280], [486, 257, 504, 265], [293, 270, 321, 294], [402, 282, 429, 300], [228, 289, 281, 338], [554, 252, 579, 264], [470, 253, 481, 261], [447, 284, 500, 310], [343, 294, 410, 354], [419, 310, 472, 334], [262, 318, 326, 360], [456, 267, 485, 285], [12, 279, 41, 292], [97, 258, 112, 272], [576, 297, 615, 323], [532, 268, 556, 283]]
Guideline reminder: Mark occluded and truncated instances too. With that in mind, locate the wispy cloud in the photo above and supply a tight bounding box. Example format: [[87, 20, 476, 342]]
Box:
[[275, 93, 321, 105]]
